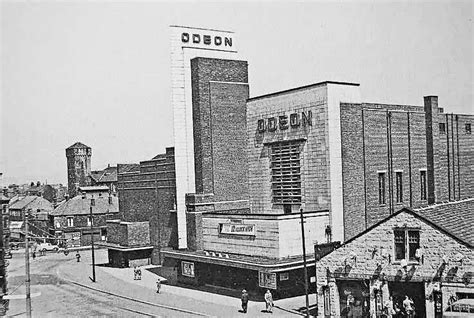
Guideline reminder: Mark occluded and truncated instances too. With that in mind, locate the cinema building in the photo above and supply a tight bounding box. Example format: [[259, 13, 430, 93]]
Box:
[[104, 26, 474, 299]]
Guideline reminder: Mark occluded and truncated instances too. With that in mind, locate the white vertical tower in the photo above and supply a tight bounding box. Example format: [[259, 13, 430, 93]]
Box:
[[169, 26, 239, 248]]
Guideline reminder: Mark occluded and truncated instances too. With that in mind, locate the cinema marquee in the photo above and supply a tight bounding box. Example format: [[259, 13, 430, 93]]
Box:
[[257, 110, 312, 133]]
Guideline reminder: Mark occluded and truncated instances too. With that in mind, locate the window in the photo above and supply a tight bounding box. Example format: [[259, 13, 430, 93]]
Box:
[[279, 272, 289, 281], [67, 217, 74, 227], [466, 123, 471, 134], [420, 170, 427, 201], [271, 141, 302, 205], [394, 229, 420, 261], [439, 123, 446, 133], [378, 172, 386, 205], [87, 216, 92, 226], [181, 261, 195, 277], [396, 172, 403, 203]]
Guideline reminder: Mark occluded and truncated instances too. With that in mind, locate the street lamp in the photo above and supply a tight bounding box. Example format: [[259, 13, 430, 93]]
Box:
[[299, 208, 309, 318], [89, 197, 96, 282]]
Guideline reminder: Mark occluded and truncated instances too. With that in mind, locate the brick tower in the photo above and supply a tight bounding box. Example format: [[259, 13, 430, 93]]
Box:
[[66, 142, 92, 198]]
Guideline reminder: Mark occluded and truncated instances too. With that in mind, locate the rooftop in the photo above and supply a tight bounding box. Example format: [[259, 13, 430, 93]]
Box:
[[51, 193, 119, 216], [66, 142, 90, 150], [414, 198, 474, 247], [247, 80, 360, 102]]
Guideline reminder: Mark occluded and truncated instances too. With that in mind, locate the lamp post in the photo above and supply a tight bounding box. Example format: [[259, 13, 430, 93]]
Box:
[[89, 197, 96, 282], [299, 208, 309, 318], [24, 209, 31, 318]]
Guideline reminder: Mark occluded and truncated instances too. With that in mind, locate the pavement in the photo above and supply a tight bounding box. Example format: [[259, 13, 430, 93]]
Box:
[[52, 248, 315, 317]]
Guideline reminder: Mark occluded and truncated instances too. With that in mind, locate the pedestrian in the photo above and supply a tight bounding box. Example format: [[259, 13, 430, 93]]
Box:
[[133, 266, 138, 280], [156, 279, 161, 293], [241, 289, 249, 313], [137, 267, 142, 280], [403, 295, 414, 318], [32, 251, 36, 260], [264, 289, 273, 313], [383, 296, 395, 318], [75, 252, 81, 262]]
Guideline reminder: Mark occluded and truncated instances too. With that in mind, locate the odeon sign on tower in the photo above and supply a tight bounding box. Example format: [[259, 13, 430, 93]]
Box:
[[169, 26, 240, 249]]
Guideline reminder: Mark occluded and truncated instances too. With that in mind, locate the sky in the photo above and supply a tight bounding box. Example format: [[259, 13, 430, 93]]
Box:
[[1, 0, 472, 186]]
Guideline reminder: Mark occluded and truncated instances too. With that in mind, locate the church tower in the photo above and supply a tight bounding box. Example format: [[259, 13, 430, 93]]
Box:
[[66, 142, 92, 198]]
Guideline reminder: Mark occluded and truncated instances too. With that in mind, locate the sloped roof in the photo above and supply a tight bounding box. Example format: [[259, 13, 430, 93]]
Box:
[[414, 198, 474, 247], [90, 166, 118, 183], [344, 199, 474, 248], [9, 196, 54, 213], [117, 164, 140, 174], [66, 142, 90, 149], [51, 194, 119, 216]]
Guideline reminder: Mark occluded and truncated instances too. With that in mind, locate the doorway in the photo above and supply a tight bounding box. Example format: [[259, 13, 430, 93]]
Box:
[[388, 281, 426, 317]]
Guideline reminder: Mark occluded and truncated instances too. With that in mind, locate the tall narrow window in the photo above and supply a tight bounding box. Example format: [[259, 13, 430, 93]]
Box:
[[439, 123, 446, 134], [466, 123, 471, 134], [87, 216, 92, 226], [378, 172, 386, 205], [67, 217, 74, 227], [420, 170, 427, 201], [408, 231, 420, 261], [396, 172, 403, 203], [394, 230, 406, 261], [271, 141, 302, 206]]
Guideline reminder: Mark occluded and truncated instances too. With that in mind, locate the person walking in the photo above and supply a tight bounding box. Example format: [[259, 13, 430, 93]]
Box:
[[75, 252, 81, 262], [133, 266, 138, 280], [264, 289, 273, 313], [156, 278, 161, 293], [403, 295, 414, 318], [384, 296, 395, 318], [241, 289, 249, 313]]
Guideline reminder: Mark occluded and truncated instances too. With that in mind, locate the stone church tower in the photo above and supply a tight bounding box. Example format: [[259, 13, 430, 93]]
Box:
[[66, 142, 92, 198]]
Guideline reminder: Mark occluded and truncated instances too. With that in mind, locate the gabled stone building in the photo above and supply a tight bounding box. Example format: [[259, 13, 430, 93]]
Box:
[[315, 199, 473, 318]]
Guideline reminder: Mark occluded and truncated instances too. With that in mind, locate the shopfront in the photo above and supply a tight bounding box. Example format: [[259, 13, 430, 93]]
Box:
[[337, 280, 371, 317]]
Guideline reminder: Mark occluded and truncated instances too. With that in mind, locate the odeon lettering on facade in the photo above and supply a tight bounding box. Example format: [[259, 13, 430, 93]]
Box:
[[181, 32, 233, 47], [257, 110, 312, 133]]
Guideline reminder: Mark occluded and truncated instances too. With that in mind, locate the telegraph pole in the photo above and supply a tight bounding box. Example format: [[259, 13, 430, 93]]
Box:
[[89, 198, 96, 282], [24, 209, 31, 318], [299, 208, 309, 318]]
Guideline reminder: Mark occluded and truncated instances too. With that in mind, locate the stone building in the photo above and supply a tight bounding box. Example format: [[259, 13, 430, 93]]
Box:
[[315, 199, 473, 318], [66, 142, 92, 198], [51, 186, 118, 246]]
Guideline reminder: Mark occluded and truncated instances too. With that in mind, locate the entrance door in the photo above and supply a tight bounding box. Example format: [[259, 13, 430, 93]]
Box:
[[388, 282, 426, 317], [336, 280, 370, 318]]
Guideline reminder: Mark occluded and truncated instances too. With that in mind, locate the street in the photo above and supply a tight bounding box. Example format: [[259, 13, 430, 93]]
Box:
[[5, 249, 302, 317]]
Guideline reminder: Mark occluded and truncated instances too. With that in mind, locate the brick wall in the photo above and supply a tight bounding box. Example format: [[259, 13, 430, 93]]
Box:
[[191, 58, 249, 202], [116, 147, 177, 263], [340, 99, 472, 241], [315, 210, 474, 317], [436, 113, 474, 201]]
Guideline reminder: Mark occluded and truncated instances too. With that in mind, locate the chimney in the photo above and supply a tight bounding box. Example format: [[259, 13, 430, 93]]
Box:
[[424, 96, 439, 204]]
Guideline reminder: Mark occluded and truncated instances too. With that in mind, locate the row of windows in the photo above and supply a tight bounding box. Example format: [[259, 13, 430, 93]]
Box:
[[66, 216, 92, 227], [378, 170, 427, 205], [439, 122, 471, 134]]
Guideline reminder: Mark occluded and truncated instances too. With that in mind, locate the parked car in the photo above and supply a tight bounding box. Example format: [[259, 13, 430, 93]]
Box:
[[444, 299, 474, 317], [37, 242, 59, 252]]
